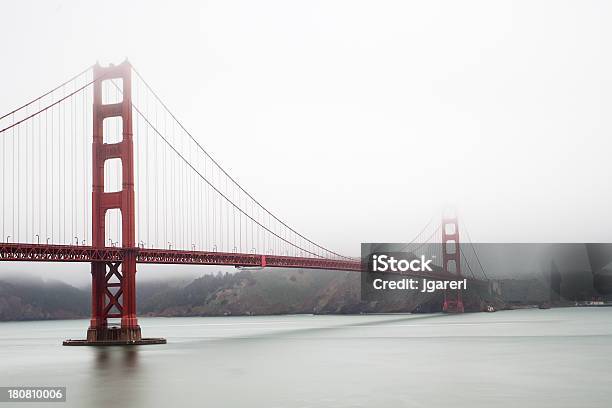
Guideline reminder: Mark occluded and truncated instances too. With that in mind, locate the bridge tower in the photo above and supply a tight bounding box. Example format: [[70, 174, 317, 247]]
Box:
[[85, 61, 142, 342], [442, 217, 464, 313]]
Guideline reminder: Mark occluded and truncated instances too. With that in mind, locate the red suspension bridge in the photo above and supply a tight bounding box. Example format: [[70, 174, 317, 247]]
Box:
[[0, 61, 487, 344]]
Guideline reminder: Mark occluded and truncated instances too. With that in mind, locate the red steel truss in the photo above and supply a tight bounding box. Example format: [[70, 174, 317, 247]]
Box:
[[0, 243, 361, 271], [137, 248, 361, 271], [0, 242, 480, 283], [0, 243, 123, 262]]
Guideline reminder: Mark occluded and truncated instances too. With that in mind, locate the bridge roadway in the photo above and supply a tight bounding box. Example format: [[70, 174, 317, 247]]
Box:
[[0, 242, 359, 271], [0, 242, 472, 281]]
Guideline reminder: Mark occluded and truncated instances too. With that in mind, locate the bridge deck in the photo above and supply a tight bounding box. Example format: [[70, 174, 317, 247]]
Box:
[[0, 243, 361, 271], [0, 243, 480, 281]]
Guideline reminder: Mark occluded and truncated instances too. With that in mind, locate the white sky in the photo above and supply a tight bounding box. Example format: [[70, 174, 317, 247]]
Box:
[[1, 0, 611, 284]]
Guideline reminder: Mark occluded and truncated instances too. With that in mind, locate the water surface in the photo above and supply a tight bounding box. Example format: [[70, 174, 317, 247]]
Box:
[[0, 308, 611, 407]]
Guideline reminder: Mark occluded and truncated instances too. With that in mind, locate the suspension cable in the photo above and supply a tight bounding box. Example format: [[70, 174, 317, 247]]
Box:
[[129, 65, 349, 260], [0, 69, 112, 135], [462, 222, 489, 280], [131, 103, 331, 259], [0, 66, 91, 122]]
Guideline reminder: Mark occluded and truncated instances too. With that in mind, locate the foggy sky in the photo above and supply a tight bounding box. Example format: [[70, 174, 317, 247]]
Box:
[[1, 1, 611, 285]]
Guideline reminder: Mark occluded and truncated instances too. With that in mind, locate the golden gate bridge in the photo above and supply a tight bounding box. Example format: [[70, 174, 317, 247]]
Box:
[[0, 61, 488, 345]]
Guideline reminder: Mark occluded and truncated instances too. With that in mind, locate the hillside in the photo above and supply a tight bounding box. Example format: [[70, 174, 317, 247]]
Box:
[[0, 269, 433, 321], [0, 278, 90, 320]]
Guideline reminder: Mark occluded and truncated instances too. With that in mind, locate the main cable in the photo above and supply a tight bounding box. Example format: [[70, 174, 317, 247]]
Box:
[[130, 65, 350, 260], [130, 102, 326, 258], [0, 66, 91, 122]]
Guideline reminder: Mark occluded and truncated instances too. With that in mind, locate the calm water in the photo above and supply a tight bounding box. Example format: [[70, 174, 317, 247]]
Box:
[[0, 308, 611, 407]]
